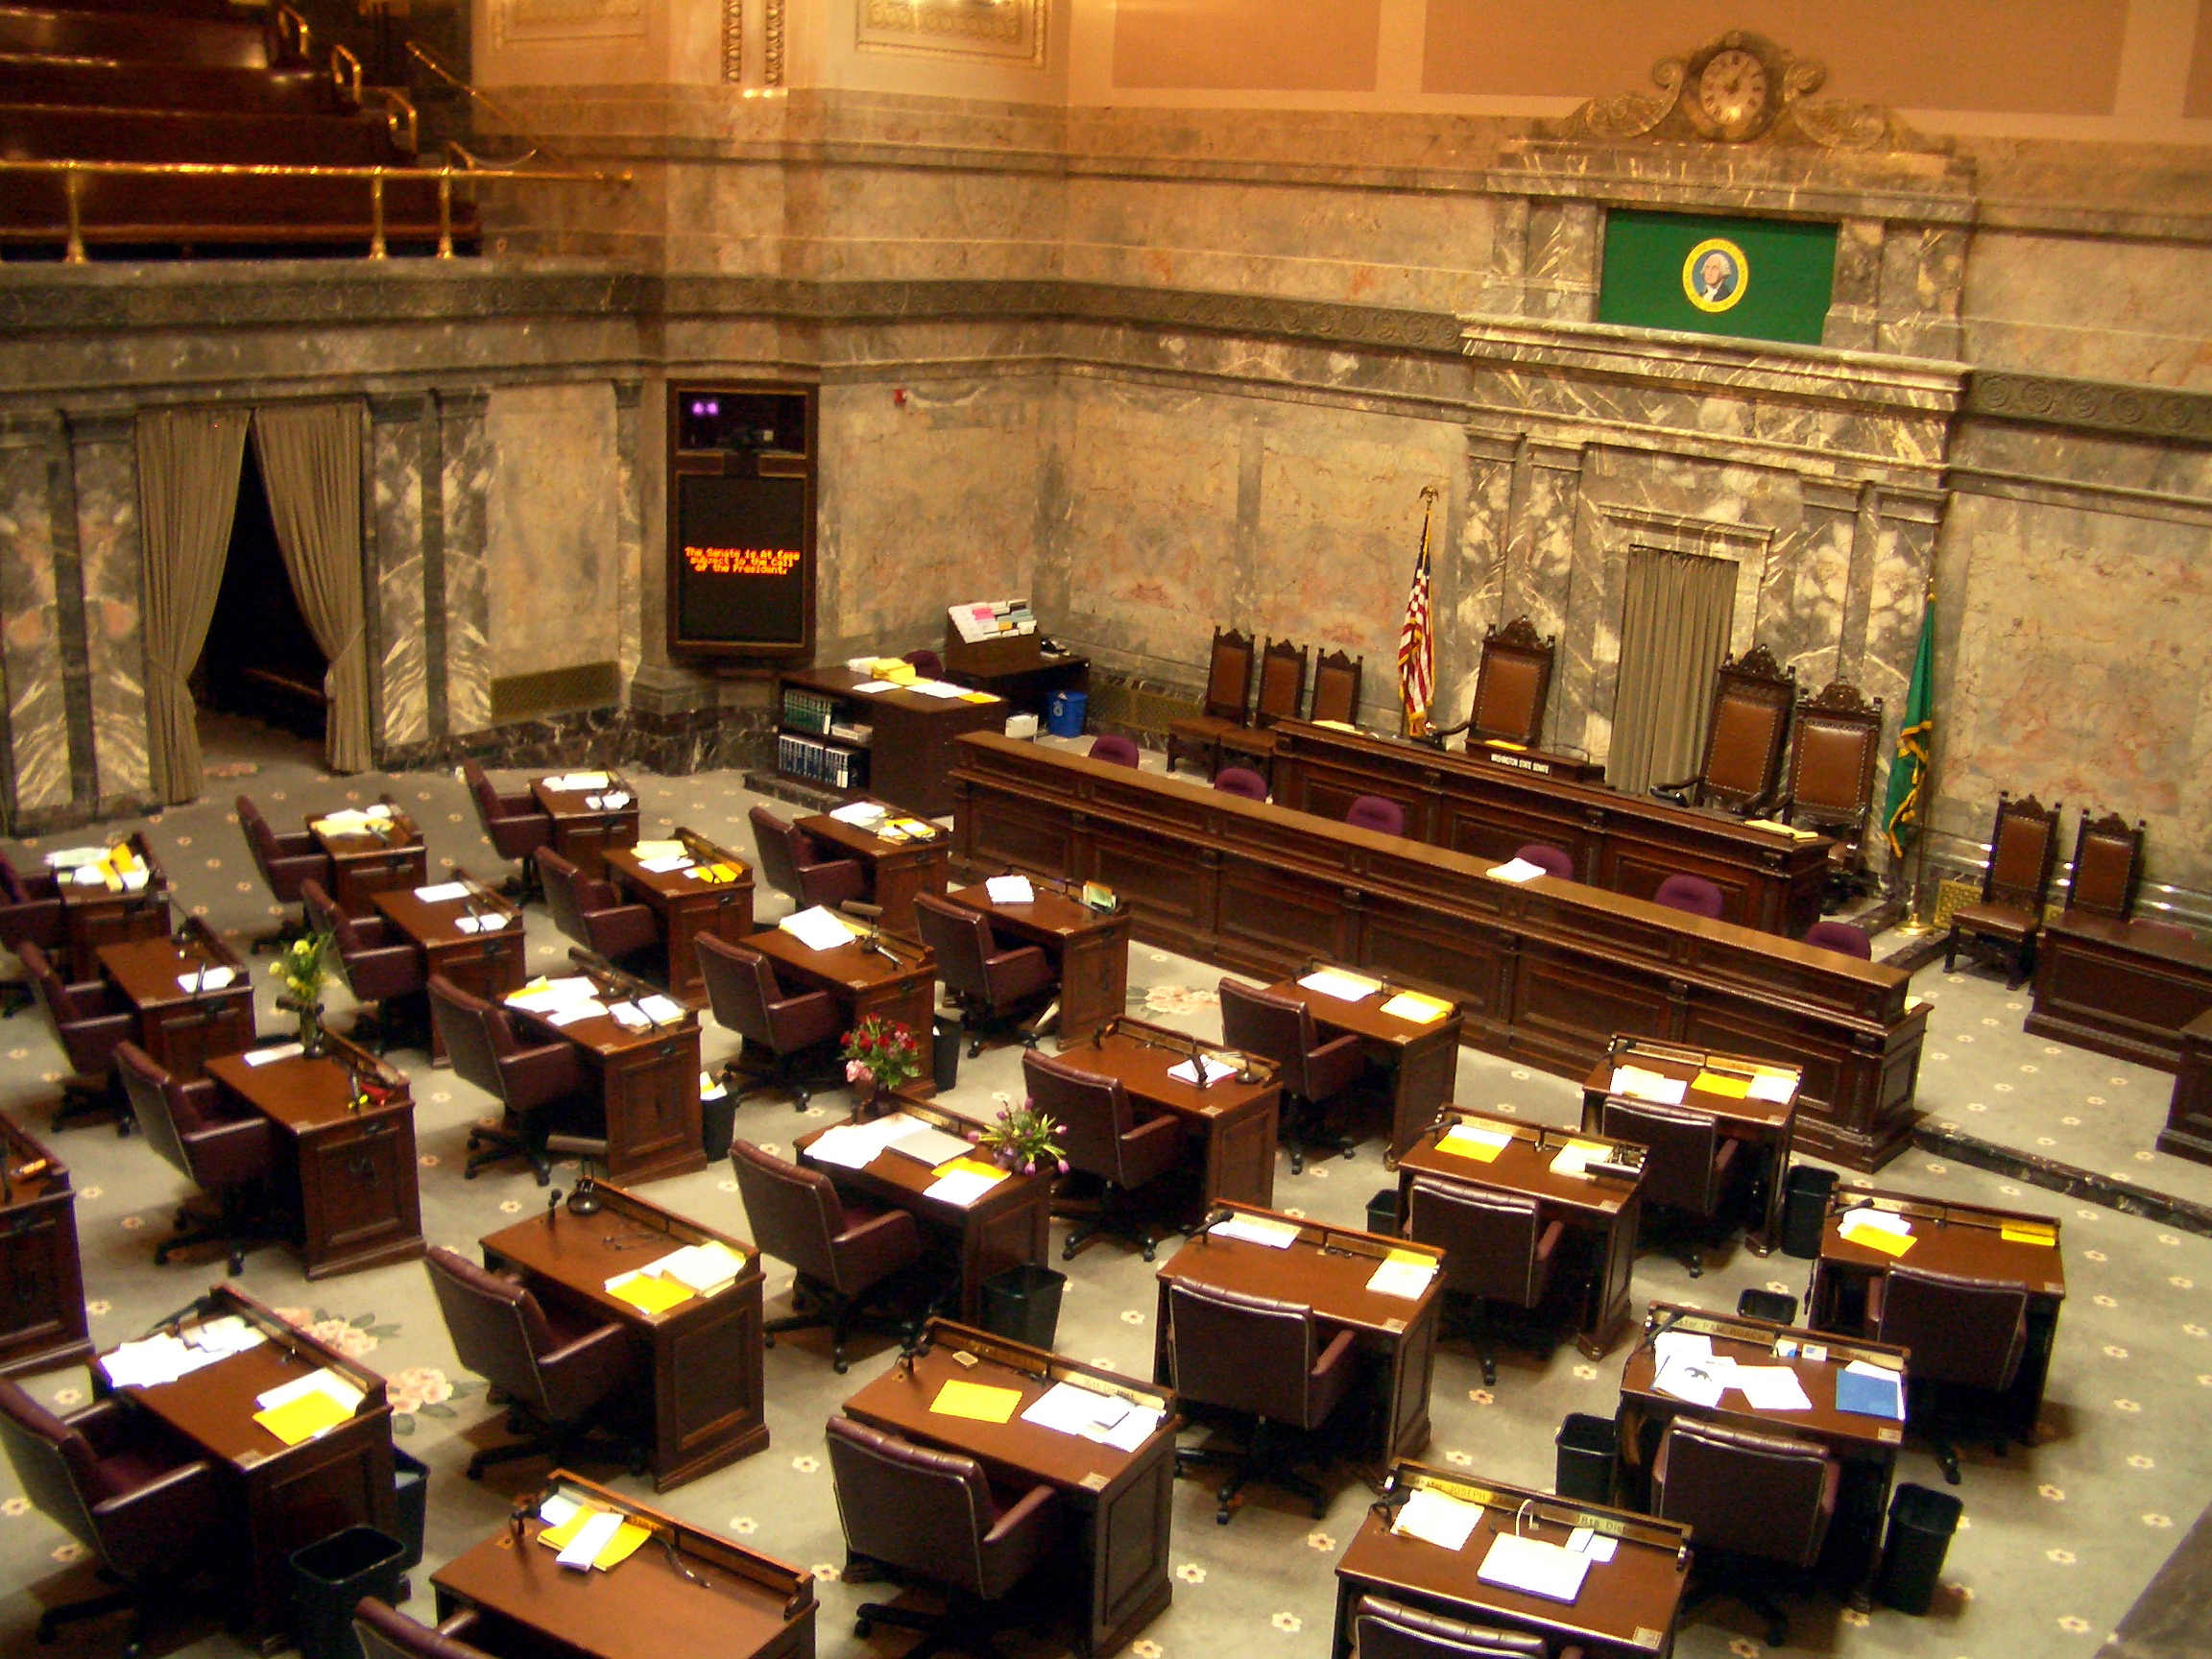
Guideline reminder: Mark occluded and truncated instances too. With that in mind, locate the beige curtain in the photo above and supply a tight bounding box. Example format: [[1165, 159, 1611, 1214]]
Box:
[[138, 408, 251, 804], [1608, 548, 1737, 793], [253, 402, 371, 775]]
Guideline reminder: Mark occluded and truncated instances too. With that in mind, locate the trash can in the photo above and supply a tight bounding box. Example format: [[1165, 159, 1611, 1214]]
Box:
[[1046, 690, 1089, 738], [1782, 1164, 1839, 1259], [979, 1262, 1065, 1351], [933, 1012, 963, 1093], [1876, 1483, 1964, 1615], [390, 1450, 428, 1573], [1365, 1189, 1400, 1238], [289, 1526, 406, 1659], [1554, 1412, 1618, 1505], [700, 1085, 738, 1163]]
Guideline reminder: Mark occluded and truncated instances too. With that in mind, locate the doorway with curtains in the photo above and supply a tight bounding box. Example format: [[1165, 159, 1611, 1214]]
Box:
[[1606, 545, 1738, 795], [195, 441, 330, 748]]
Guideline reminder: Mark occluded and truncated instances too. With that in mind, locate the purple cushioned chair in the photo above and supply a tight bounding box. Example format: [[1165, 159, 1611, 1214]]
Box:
[[1344, 796, 1405, 836], [1213, 767, 1268, 801], [1512, 842, 1575, 881], [1089, 733, 1141, 768], [1653, 874, 1725, 920], [1802, 919, 1872, 960]]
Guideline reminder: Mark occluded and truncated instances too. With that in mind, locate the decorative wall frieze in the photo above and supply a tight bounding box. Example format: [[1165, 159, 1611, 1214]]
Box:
[[856, 0, 1046, 67], [1968, 371, 2212, 444]]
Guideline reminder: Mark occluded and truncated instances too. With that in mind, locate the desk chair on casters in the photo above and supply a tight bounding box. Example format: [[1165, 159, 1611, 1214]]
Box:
[[429, 974, 585, 1184], [540, 847, 661, 973], [1024, 1048, 1186, 1261], [116, 1043, 281, 1277], [463, 760, 551, 903], [303, 878, 426, 1054], [1348, 1596, 1554, 1659], [696, 934, 846, 1108], [1867, 1262, 2030, 1484], [236, 794, 332, 953], [1652, 1416, 1839, 1649], [1218, 978, 1360, 1172], [1403, 1178, 1564, 1386], [18, 940, 133, 1133], [827, 1414, 1061, 1659], [0, 852, 63, 1019], [749, 805, 867, 913], [1599, 1097, 1740, 1277], [916, 892, 1053, 1056]]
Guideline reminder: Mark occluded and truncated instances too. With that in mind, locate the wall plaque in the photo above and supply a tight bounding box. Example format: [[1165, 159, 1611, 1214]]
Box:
[[496, 0, 645, 46], [856, 0, 1046, 66]]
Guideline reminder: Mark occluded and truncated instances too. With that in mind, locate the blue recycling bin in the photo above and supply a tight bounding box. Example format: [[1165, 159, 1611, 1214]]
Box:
[[1046, 690, 1089, 738]]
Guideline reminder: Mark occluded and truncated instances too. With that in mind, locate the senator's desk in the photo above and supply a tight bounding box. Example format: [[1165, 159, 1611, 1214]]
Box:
[[1153, 1205, 1441, 1475], [602, 832, 755, 1003], [1579, 1039, 1799, 1256], [507, 996, 706, 1185], [947, 879, 1131, 1043], [372, 883, 527, 1062], [307, 805, 427, 916], [794, 805, 949, 938], [782, 666, 1005, 819], [1054, 1019, 1279, 1215], [53, 833, 169, 969], [96, 926, 254, 1081], [480, 1185, 767, 1490], [1269, 718, 1830, 936], [0, 1111, 90, 1378], [1262, 972, 1460, 1163], [1331, 1462, 1690, 1659], [530, 774, 640, 879], [1807, 1190, 2065, 1443], [2026, 912, 2212, 1071], [204, 1043, 423, 1280], [1394, 1108, 1644, 1359], [951, 733, 1926, 1170], [1617, 1302, 1908, 1600], [794, 1091, 1049, 1325], [839, 1319, 1176, 1658], [2159, 1009, 2212, 1166], [741, 925, 938, 1080], [433, 1473, 815, 1659], [98, 1286, 397, 1651]]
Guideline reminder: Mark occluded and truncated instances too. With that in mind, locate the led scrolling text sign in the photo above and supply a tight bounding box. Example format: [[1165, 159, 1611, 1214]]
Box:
[[684, 544, 803, 577]]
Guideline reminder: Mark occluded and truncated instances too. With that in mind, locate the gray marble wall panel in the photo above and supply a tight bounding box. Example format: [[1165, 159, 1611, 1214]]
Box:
[[368, 396, 428, 750], [613, 381, 643, 684], [1824, 218, 1885, 353], [484, 382, 619, 683], [439, 391, 493, 735], [0, 420, 71, 820], [66, 415, 149, 807]]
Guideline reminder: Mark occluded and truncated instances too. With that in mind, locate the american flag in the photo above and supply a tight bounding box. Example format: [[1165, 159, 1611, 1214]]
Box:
[[1397, 496, 1435, 734]]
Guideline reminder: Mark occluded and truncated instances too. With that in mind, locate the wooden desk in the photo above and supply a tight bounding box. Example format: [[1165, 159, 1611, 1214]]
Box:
[[794, 1091, 1049, 1326], [1807, 1189, 2066, 1444], [602, 830, 755, 1003], [96, 925, 254, 1081], [307, 805, 427, 917], [941, 637, 1089, 717], [2159, 1008, 2212, 1166], [481, 1185, 767, 1491], [1617, 1302, 1908, 1600], [741, 925, 938, 1075], [433, 1472, 814, 1659], [2027, 912, 2212, 1071], [372, 882, 526, 1063], [1262, 971, 1461, 1163], [794, 806, 949, 939], [781, 666, 1004, 819], [951, 733, 1925, 1171], [1270, 718, 1831, 936], [101, 1286, 396, 1652], [840, 1320, 1176, 1659], [49, 832, 170, 971], [508, 992, 706, 1186], [1395, 1108, 1644, 1360], [1154, 1204, 1441, 1476], [205, 1042, 423, 1281], [531, 774, 640, 880], [1579, 1038, 1799, 1256], [1054, 1019, 1279, 1216], [947, 879, 1131, 1043], [0, 1111, 90, 1378], [1332, 1462, 1690, 1659]]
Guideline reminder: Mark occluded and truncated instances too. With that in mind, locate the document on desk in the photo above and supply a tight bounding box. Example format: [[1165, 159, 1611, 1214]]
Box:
[[1297, 968, 1381, 1001], [2001, 1220, 2059, 1246], [101, 1330, 252, 1389], [604, 1270, 694, 1315], [884, 1123, 978, 1168], [253, 1368, 365, 1446], [1366, 1250, 1439, 1300], [1393, 1486, 1484, 1552], [544, 772, 612, 792], [507, 976, 602, 1016], [1022, 1381, 1161, 1452], [1485, 857, 1549, 884], [638, 854, 694, 875], [1651, 1356, 1731, 1408], [1652, 1332, 1714, 1370], [630, 840, 685, 860], [984, 875, 1036, 904], [924, 1160, 1009, 1207], [454, 912, 509, 934], [175, 965, 236, 994], [1745, 1071, 1798, 1104], [931, 1380, 1023, 1423], [1610, 1065, 1688, 1105], [1380, 991, 1453, 1023], [542, 1506, 651, 1572], [780, 904, 858, 952], [1439, 1121, 1513, 1163], [242, 1043, 303, 1068], [1549, 1140, 1612, 1180], [187, 1315, 267, 1356], [1478, 1532, 1593, 1604], [1839, 1207, 1917, 1257], [1731, 1365, 1815, 1412], [1691, 1070, 1752, 1099], [830, 799, 890, 828], [647, 1241, 746, 1296], [1209, 1214, 1302, 1249], [1167, 1054, 1237, 1087], [414, 881, 469, 902], [1836, 1359, 1907, 1421]]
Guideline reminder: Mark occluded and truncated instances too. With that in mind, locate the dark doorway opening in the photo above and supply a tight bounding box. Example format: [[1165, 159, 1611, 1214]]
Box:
[[193, 440, 328, 746]]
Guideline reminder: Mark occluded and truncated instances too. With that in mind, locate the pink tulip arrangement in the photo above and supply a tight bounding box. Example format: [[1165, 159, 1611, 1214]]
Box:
[[971, 1096, 1069, 1177]]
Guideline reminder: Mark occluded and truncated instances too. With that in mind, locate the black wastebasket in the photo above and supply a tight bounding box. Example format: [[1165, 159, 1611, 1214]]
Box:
[[700, 1086, 738, 1163], [979, 1262, 1065, 1351], [1365, 1188, 1400, 1238], [390, 1450, 428, 1573], [1877, 1483, 1964, 1615], [1554, 1412, 1618, 1505], [933, 1013, 963, 1093], [289, 1526, 405, 1659], [1782, 1164, 1839, 1259]]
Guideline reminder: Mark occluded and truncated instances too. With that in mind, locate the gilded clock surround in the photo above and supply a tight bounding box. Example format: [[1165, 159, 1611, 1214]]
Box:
[[1570, 31, 1887, 151]]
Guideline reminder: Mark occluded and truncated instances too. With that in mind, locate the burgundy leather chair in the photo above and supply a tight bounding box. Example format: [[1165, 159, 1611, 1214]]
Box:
[[749, 805, 867, 912], [1218, 978, 1361, 1172], [1652, 1417, 1839, 1649], [1513, 842, 1575, 881], [423, 1246, 642, 1479], [302, 878, 425, 1053], [1599, 1097, 1740, 1277], [729, 1140, 927, 1372], [1404, 1178, 1564, 1386], [1348, 1597, 1558, 1659], [235, 793, 332, 953], [20, 939, 134, 1133], [0, 849, 64, 1018], [915, 892, 1053, 1056], [1344, 795, 1406, 836], [0, 1378, 220, 1658], [1802, 918, 1872, 959], [1945, 791, 2063, 988], [1088, 733, 1141, 768], [1168, 1279, 1358, 1524], [463, 759, 552, 902], [1211, 766, 1268, 801], [540, 847, 661, 972], [115, 1043, 278, 1277], [353, 1600, 498, 1659], [1652, 874, 1724, 919], [827, 1413, 1061, 1655], [696, 934, 844, 1108], [1025, 1048, 1187, 1262], [429, 974, 589, 1184], [1869, 1262, 2032, 1484]]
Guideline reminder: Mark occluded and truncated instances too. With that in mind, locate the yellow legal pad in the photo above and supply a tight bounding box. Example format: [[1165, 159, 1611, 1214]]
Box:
[[1380, 991, 1453, 1024], [538, 1508, 652, 1570], [253, 1389, 352, 1447], [933, 1156, 1013, 1183], [607, 1273, 694, 1315], [930, 1380, 1023, 1424], [1691, 1070, 1752, 1099], [1841, 1224, 1917, 1259], [2001, 1223, 2058, 1247], [1438, 1124, 1510, 1164]]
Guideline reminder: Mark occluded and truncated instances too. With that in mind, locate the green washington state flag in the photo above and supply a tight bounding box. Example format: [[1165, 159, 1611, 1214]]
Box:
[[1598, 209, 1838, 347], [1883, 587, 1936, 860]]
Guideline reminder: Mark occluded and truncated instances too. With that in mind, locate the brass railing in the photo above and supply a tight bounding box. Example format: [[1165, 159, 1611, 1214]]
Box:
[[405, 40, 569, 170]]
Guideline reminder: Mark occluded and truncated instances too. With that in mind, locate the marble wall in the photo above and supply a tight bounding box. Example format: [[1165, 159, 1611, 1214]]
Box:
[[484, 382, 622, 683]]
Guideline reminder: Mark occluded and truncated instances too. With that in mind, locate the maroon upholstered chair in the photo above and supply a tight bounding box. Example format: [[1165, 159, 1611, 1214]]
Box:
[[540, 847, 661, 971], [302, 878, 424, 1053], [1088, 733, 1141, 767], [1513, 842, 1575, 881], [1404, 1178, 1564, 1386], [1025, 1048, 1187, 1261], [1652, 1417, 1839, 1648], [1868, 1262, 2032, 1484], [116, 1043, 278, 1276], [749, 805, 867, 912], [0, 850, 63, 1019], [1599, 1097, 1741, 1276], [1212, 766, 1268, 802], [1652, 874, 1724, 920], [730, 1140, 927, 1371], [1166, 626, 1256, 778], [20, 939, 134, 1133], [353, 1600, 499, 1659], [902, 647, 945, 679], [429, 974, 589, 1184], [1218, 978, 1362, 1171], [1344, 795, 1406, 836], [1944, 791, 2062, 988], [1348, 1598, 1554, 1659], [235, 793, 332, 953], [1802, 919, 1872, 960], [463, 759, 551, 902], [697, 934, 844, 1108], [423, 1246, 642, 1479], [916, 892, 1053, 1056], [1778, 680, 1885, 900]]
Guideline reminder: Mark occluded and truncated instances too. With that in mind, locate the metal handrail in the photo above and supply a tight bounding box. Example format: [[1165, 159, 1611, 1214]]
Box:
[[405, 39, 573, 169]]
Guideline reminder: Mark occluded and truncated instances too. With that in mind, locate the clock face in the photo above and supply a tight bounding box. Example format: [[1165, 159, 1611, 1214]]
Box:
[[1697, 47, 1768, 130]]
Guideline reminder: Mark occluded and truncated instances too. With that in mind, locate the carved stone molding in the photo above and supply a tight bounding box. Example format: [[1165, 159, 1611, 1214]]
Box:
[[856, 0, 1045, 66], [1968, 371, 2212, 444]]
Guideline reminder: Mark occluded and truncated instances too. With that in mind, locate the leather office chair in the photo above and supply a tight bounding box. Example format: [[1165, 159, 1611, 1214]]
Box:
[[1211, 766, 1268, 802], [1776, 680, 1884, 902], [115, 1043, 279, 1276], [1218, 977, 1361, 1172], [301, 878, 425, 1053], [0, 850, 63, 1019], [0, 1377, 220, 1658], [539, 847, 661, 972], [1802, 918, 1872, 959], [697, 934, 844, 1108], [826, 1414, 1061, 1659], [902, 647, 945, 679], [20, 940, 134, 1133], [1868, 1262, 2031, 1483], [1652, 643, 1796, 816], [1945, 791, 2062, 988], [730, 1140, 928, 1371], [1088, 733, 1141, 767], [1652, 1417, 1839, 1648], [429, 974, 588, 1184], [1347, 1596, 1556, 1659], [463, 759, 552, 903], [423, 1246, 643, 1479], [2063, 808, 2146, 920], [1599, 1097, 1741, 1276], [916, 892, 1053, 1056], [1345, 795, 1406, 836], [1513, 842, 1575, 880], [1025, 1048, 1186, 1261], [1168, 1279, 1358, 1523], [1403, 1178, 1564, 1386], [235, 793, 333, 953], [749, 805, 867, 913], [1219, 637, 1308, 769], [1166, 626, 1256, 778], [1652, 874, 1724, 920], [1308, 649, 1363, 727], [353, 1600, 497, 1659]]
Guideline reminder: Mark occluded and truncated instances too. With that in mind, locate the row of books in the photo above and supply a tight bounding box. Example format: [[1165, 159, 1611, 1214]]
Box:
[[778, 732, 866, 790], [781, 686, 841, 736]]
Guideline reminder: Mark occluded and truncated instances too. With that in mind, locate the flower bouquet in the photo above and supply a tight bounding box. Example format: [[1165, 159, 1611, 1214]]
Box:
[[973, 1095, 1068, 1178], [270, 928, 338, 1055], [842, 1017, 922, 1116]]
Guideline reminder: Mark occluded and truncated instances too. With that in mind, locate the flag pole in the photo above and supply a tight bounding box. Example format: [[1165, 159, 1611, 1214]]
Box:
[[1398, 485, 1440, 740], [1888, 576, 1938, 933]]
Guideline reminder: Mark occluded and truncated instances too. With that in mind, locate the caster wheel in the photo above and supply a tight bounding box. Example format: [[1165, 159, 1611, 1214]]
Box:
[[1341, 1144, 1356, 1159], [466, 1466, 484, 1481], [832, 1357, 850, 1375], [1063, 1240, 1077, 1262], [763, 1333, 776, 1348], [1141, 1242, 1156, 1262], [1214, 1509, 1230, 1526], [1289, 1153, 1305, 1175], [854, 1621, 873, 1639], [464, 1167, 478, 1179], [535, 1168, 550, 1187]]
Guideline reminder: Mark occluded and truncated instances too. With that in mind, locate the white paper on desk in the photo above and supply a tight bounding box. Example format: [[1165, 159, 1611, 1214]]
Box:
[[43, 846, 107, 869], [256, 1367, 365, 1417], [1732, 1366, 1815, 1412], [455, 913, 508, 934], [1610, 1065, 1688, 1105], [884, 1124, 976, 1168], [1394, 1487, 1483, 1552], [851, 680, 900, 694], [985, 875, 1036, 904], [1022, 1381, 1131, 1438], [632, 840, 685, 860], [100, 1334, 212, 1389], [546, 1002, 607, 1026], [1367, 1257, 1438, 1300], [639, 854, 694, 875], [1297, 968, 1381, 1001], [539, 1492, 583, 1528], [606, 1002, 651, 1032], [1652, 1332, 1714, 1370], [1839, 1207, 1915, 1244], [632, 995, 685, 1025], [925, 1166, 1005, 1207], [414, 881, 468, 902], [600, 792, 631, 810], [558, 1509, 625, 1571], [1479, 1532, 1592, 1604], [242, 1043, 302, 1068], [1485, 857, 1549, 884], [1567, 1527, 1619, 1563], [781, 904, 858, 952], [507, 976, 599, 1013], [120, 868, 150, 891], [652, 1241, 746, 1293], [1209, 1214, 1301, 1249], [1651, 1357, 1729, 1408], [1096, 1407, 1163, 1453], [830, 801, 889, 827], [1167, 1054, 1237, 1087], [808, 1116, 926, 1170], [1745, 1072, 1798, 1104], [186, 1316, 266, 1356], [546, 772, 610, 792], [177, 965, 235, 993], [1550, 1143, 1595, 1179]]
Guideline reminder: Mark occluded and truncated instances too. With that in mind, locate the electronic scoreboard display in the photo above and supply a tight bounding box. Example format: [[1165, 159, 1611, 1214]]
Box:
[[665, 383, 817, 661]]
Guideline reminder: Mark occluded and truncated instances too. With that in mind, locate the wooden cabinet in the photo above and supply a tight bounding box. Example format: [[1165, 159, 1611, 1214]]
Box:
[[597, 1026, 707, 1186], [0, 1114, 91, 1378]]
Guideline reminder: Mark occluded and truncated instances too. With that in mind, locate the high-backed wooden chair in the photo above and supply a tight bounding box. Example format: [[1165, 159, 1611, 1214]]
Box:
[[1308, 649, 1363, 727], [1945, 792, 2063, 988], [1419, 616, 1554, 752], [2063, 809, 2146, 921], [1219, 637, 1308, 770], [1779, 680, 1886, 900], [1165, 627, 1255, 777], [1652, 643, 1796, 815]]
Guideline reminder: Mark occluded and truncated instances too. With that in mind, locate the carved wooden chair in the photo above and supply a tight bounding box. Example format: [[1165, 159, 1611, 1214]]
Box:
[[1219, 637, 1309, 771], [1420, 616, 1554, 752], [1945, 792, 2063, 988], [1779, 680, 1886, 902], [2063, 809, 2146, 921], [1653, 643, 1796, 816], [1308, 649, 1363, 727], [1165, 626, 1255, 778]]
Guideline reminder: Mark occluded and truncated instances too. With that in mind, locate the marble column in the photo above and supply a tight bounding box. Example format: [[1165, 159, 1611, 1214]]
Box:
[[613, 380, 643, 685], [438, 390, 493, 736], [0, 414, 73, 823], [1824, 218, 1885, 353], [66, 410, 150, 810], [366, 394, 430, 752]]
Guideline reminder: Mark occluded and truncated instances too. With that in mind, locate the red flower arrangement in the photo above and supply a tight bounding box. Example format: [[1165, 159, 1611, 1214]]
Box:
[[841, 1017, 923, 1102]]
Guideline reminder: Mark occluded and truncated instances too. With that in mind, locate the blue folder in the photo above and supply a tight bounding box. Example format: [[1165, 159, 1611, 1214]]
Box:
[[1835, 1367, 1905, 1422]]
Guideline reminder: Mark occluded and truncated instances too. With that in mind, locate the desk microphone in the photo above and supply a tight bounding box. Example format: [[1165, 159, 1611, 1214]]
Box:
[[1636, 1305, 1691, 1360], [544, 1188, 565, 1227], [1194, 1205, 1233, 1243], [898, 1324, 938, 1375]]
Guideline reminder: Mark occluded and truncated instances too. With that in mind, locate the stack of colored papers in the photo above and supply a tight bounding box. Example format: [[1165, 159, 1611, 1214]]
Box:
[[1367, 1250, 1439, 1300], [1209, 1214, 1302, 1249], [1839, 1207, 1917, 1257], [1439, 1121, 1513, 1163], [931, 1380, 1022, 1423], [1610, 1065, 1687, 1104], [537, 1493, 651, 1571], [1835, 1359, 1906, 1420], [253, 1369, 364, 1446], [924, 1159, 1010, 1207], [809, 1114, 934, 1170], [1380, 991, 1452, 1023], [604, 1271, 694, 1315]]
